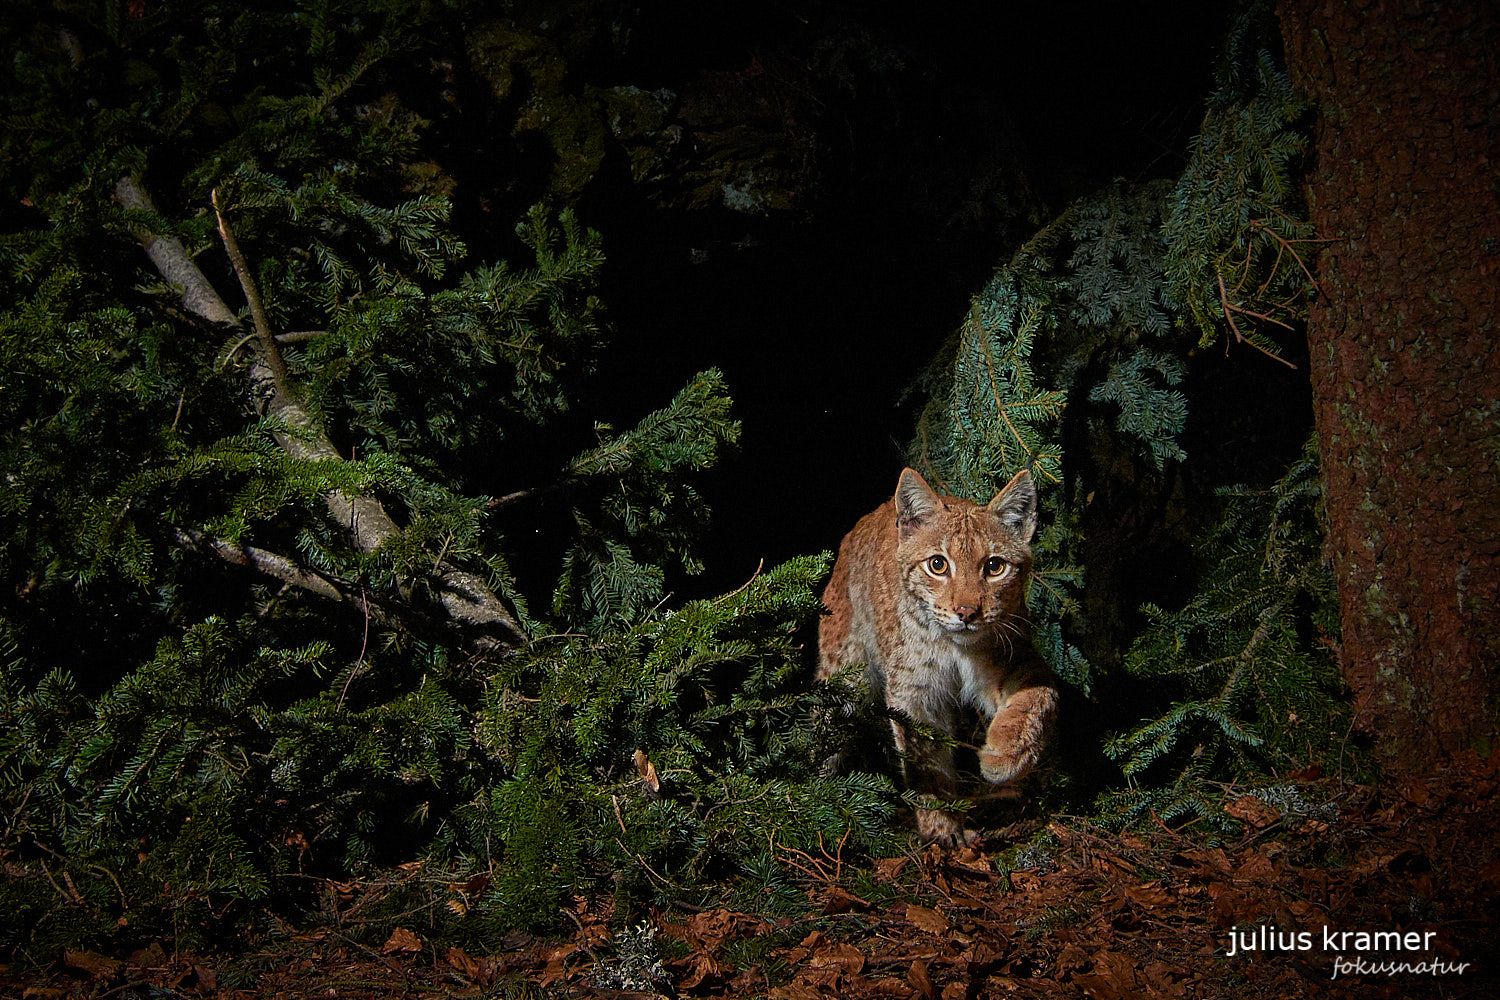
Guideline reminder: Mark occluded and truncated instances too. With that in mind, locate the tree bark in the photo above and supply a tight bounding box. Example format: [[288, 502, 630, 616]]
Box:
[[1279, 1, 1500, 763]]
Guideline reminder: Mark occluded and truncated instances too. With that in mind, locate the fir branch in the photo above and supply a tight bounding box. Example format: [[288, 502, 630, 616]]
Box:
[[117, 177, 525, 650]]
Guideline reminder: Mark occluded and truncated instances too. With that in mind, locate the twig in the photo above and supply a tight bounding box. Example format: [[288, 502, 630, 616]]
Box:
[[38, 860, 78, 905], [2, 787, 32, 846], [337, 587, 373, 711], [1251, 217, 1329, 295], [712, 558, 764, 604], [612, 794, 628, 835], [90, 864, 128, 911], [212, 187, 292, 395], [615, 837, 675, 890], [332, 932, 410, 978], [558, 906, 600, 962], [1216, 273, 1299, 370]]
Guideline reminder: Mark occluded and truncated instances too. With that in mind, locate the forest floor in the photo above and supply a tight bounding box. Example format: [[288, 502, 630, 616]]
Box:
[[6, 750, 1497, 1000]]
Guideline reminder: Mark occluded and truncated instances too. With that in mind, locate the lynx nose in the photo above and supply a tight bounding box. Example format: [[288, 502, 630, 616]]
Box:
[[955, 603, 980, 622]]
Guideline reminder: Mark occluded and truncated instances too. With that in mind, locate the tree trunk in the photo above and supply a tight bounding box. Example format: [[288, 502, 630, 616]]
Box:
[[1279, 0, 1500, 764]]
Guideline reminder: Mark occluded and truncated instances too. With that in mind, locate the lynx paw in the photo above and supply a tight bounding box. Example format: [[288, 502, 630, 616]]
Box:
[[979, 743, 1037, 784], [980, 686, 1056, 783], [916, 809, 979, 846]]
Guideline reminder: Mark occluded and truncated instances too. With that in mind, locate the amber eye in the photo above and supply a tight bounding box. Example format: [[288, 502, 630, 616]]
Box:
[[984, 556, 1009, 578], [927, 555, 949, 575]]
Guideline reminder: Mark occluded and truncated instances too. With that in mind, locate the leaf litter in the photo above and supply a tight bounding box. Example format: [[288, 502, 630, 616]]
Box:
[[4, 750, 1497, 998]]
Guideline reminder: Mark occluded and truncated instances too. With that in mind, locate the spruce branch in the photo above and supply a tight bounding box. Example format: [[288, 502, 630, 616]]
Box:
[[117, 176, 526, 650]]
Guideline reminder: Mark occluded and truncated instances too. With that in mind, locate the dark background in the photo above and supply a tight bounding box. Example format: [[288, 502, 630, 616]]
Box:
[[475, 1, 1238, 601]]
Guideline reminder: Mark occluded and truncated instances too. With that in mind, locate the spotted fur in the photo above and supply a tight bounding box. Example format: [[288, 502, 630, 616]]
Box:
[[818, 468, 1058, 845]]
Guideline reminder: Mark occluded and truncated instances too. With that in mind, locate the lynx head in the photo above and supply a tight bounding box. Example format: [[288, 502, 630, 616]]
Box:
[[893, 467, 1037, 643]]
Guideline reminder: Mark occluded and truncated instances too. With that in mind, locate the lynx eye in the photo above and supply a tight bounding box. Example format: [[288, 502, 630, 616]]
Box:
[[926, 555, 949, 575], [984, 556, 1009, 579]]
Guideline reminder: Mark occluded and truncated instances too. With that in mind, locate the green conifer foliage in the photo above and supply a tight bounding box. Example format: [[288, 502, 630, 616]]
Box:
[[907, 9, 1338, 820], [0, 0, 895, 950], [909, 182, 1188, 696], [1100, 437, 1345, 827], [465, 554, 897, 930], [1164, 39, 1318, 366]]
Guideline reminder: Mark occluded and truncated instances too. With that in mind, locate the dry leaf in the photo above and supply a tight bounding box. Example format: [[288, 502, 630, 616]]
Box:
[[193, 965, 217, 991], [1398, 778, 1436, 809], [905, 902, 951, 935], [127, 942, 168, 968], [1123, 882, 1174, 908], [822, 887, 873, 914], [1056, 942, 1091, 971], [633, 748, 660, 793], [1235, 847, 1279, 881], [952, 844, 993, 873], [540, 942, 580, 986], [380, 926, 423, 954], [1224, 794, 1280, 828], [446, 945, 480, 979], [63, 950, 122, 980], [810, 940, 866, 976], [907, 958, 937, 1000], [1072, 948, 1143, 1000], [681, 951, 732, 990], [458, 873, 491, 896]]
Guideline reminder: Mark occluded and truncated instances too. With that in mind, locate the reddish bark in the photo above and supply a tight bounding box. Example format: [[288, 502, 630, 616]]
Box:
[[1279, 0, 1500, 763]]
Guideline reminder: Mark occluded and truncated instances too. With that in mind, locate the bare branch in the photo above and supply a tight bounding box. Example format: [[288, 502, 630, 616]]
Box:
[[115, 177, 239, 328], [169, 526, 345, 602], [1216, 272, 1299, 370], [213, 187, 293, 395]]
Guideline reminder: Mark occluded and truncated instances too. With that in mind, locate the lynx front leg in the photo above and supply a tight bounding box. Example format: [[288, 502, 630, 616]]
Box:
[[888, 711, 974, 846], [978, 675, 1058, 784]]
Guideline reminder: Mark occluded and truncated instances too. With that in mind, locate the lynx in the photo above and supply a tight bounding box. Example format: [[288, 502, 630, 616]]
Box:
[[818, 467, 1058, 844]]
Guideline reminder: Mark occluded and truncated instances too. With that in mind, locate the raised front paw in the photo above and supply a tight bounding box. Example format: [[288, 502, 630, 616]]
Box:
[[979, 741, 1038, 784], [979, 685, 1057, 784]]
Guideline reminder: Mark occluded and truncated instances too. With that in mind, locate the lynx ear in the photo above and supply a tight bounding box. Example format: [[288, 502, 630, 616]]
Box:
[[987, 469, 1038, 544], [895, 468, 941, 538]]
